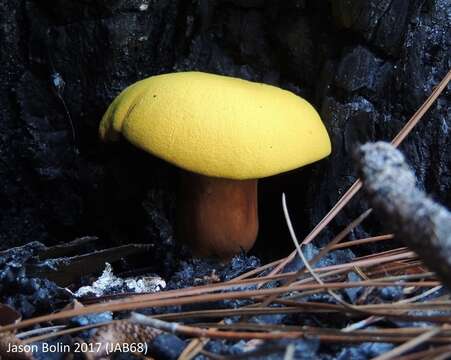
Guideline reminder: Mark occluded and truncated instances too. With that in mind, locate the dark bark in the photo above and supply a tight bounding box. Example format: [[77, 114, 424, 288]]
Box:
[[0, 0, 449, 257]]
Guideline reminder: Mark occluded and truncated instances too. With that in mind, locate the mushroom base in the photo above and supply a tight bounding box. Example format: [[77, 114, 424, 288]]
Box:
[[177, 172, 258, 259]]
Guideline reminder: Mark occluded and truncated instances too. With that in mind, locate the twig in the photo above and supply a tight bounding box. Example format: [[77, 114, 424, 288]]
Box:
[[282, 193, 364, 313], [21, 321, 116, 345], [356, 142, 451, 288], [371, 327, 441, 360], [342, 316, 381, 332], [331, 234, 394, 250], [16, 325, 66, 339], [283, 344, 295, 360], [396, 345, 451, 360], [259, 205, 371, 302], [9, 281, 445, 332], [130, 313, 451, 344], [342, 285, 443, 332]]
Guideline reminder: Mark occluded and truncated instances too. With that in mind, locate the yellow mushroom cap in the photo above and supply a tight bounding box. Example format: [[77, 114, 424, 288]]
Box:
[[99, 72, 331, 180]]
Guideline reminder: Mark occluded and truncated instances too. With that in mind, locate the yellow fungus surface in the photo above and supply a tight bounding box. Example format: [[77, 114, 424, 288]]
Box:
[[99, 72, 331, 179]]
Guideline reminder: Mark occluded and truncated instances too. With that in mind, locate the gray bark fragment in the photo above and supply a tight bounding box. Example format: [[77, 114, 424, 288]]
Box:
[[355, 142, 451, 288]]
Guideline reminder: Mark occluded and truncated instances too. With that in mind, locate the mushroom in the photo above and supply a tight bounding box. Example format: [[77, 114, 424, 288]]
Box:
[[100, 72, 331, 259]]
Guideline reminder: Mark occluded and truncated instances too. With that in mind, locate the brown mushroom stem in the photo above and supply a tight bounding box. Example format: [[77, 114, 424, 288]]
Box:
[[177, 171, 258, 259]]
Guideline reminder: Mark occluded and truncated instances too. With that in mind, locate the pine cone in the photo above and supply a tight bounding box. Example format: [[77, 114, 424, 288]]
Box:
[[0, 333, 34, 360], [88, 321, 160, 359]]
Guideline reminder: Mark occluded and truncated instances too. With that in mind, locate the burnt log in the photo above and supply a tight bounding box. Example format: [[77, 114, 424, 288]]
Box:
[[0, 0, 449, 258]]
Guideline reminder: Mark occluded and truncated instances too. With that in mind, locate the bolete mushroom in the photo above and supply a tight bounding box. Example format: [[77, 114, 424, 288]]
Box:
[[100, 72, 331, 259]]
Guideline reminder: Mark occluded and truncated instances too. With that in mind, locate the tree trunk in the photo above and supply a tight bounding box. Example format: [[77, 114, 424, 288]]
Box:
[[0, 0, 449, 257]]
